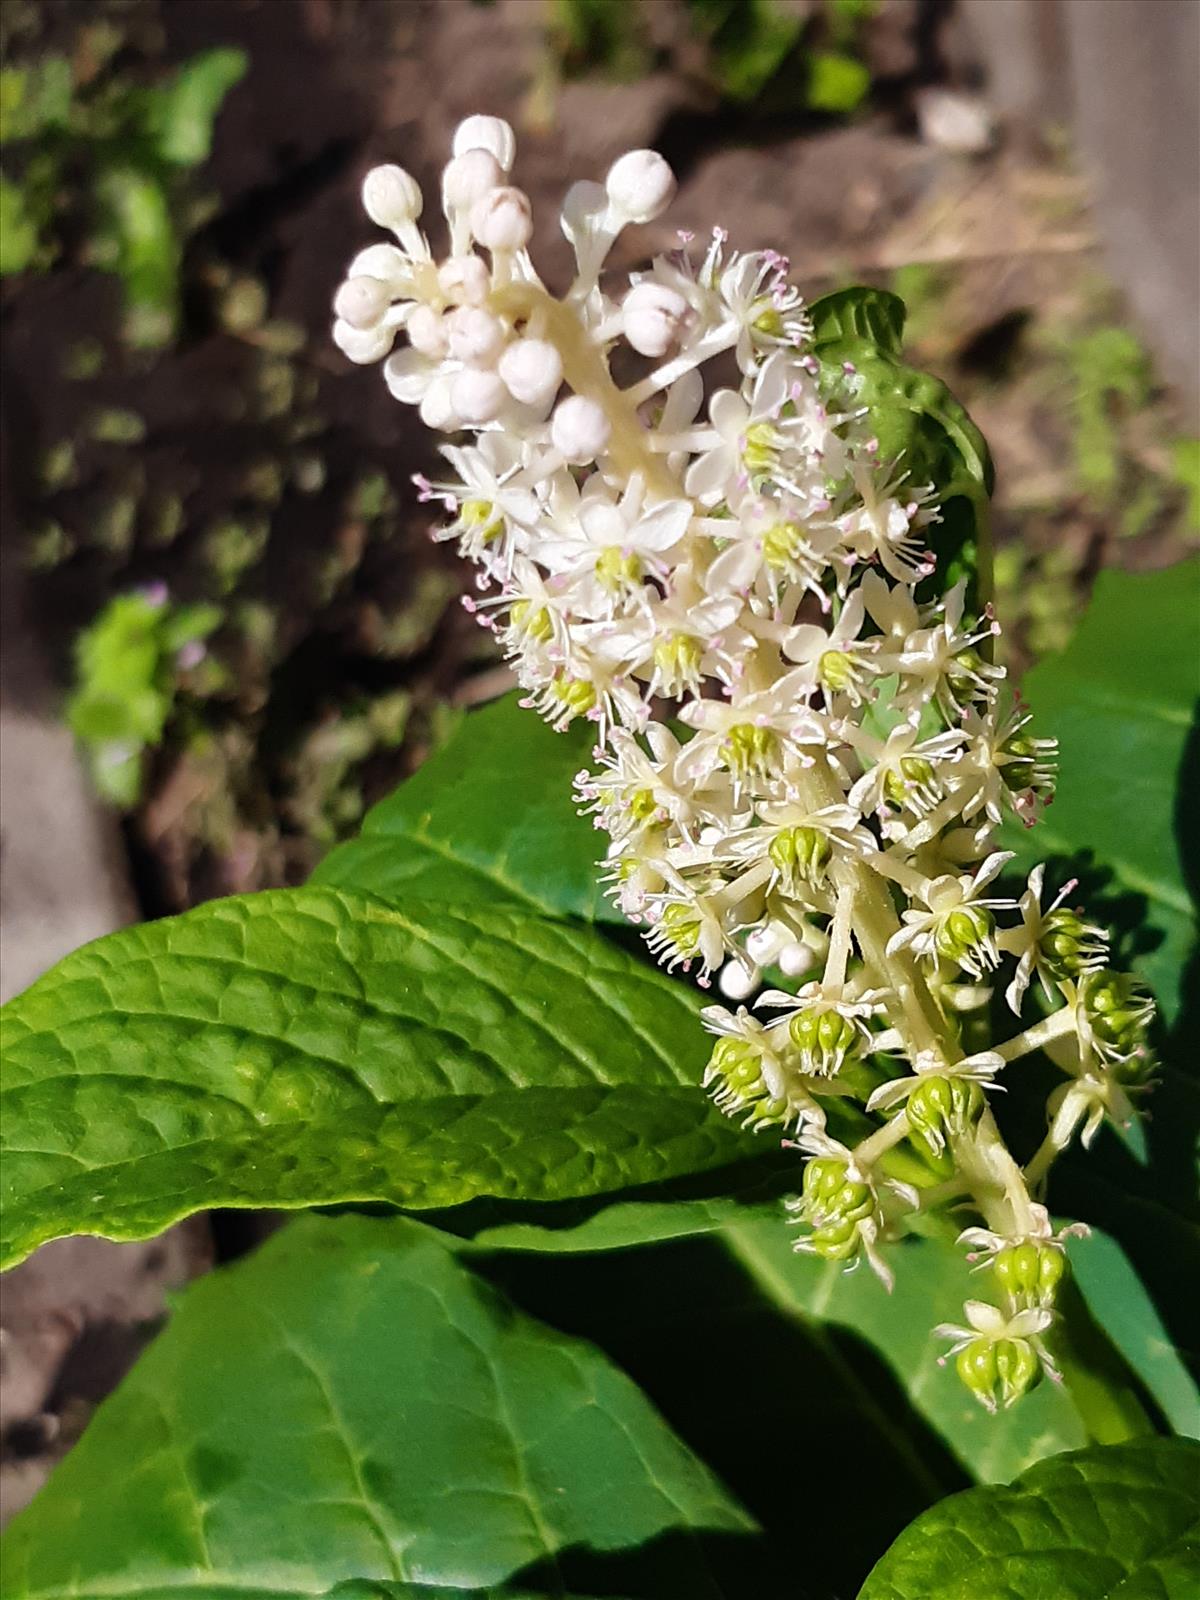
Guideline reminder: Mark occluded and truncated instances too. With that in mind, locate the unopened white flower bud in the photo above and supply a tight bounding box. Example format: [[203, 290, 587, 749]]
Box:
[[622, 281, 691, 356], [334, 318, 394, 365], [471, 186, 533, 252], [452, 367, 507, 423], [779, 941, 814, 978], [719, 960, 757, 1001], [447, 305, 506, 367], [605, 149, 676, 223], [453, 114, 516, 172], [498, 338, 562, 406], [333, 275, 391, 331], [551, 395, 611, 462], [418, 373, 460, 431], [407, 304, 447, 360], [362, 165, 423, 230], [438, 254, 491, 306], [442, 149, 503, 213], [347, 243, 408, 282]]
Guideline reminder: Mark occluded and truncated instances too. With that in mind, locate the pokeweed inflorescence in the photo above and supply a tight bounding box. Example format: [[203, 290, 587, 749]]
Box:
[[333, 115, 1154, 1412]]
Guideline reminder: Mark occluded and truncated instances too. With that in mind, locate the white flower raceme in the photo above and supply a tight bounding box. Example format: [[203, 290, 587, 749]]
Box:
[[335, 117, 1153, 1408]]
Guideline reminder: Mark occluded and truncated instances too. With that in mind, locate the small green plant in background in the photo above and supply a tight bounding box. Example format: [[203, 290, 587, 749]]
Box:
[[0, 40, 246, 344], [65, 588, 222, 806], [543, 0, 874, 118]]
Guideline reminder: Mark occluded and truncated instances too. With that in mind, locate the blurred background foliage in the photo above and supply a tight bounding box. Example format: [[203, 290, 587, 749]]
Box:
[[0, 0, 1195, 913]]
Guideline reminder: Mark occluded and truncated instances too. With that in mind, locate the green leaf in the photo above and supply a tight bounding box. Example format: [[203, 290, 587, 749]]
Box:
[[95, 166, 179, 347], [807, 50, 870, 113], [1004, 559, 1199, 1019], [145, 47, 248, 167], [859, 1438, 1200, 1600], [315, 691, 620, 921], [1068, 1226, 1200, 1440], [0, 886, 759, 1269], [0, 173, 38, 274], [808, 285, 906, 355], [808, 286, 995, 605], [0, 56, 72, 145], [1, 1214, 754, 1597]]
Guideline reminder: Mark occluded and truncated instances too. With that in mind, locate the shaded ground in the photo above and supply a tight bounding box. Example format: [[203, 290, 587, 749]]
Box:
[[0, 0, 1196, 1522]]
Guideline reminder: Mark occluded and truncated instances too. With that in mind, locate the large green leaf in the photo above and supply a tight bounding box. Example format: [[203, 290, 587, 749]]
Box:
[[0, 886, 757, 1269], [0, 1214, 755, 1598], [860, 1437, 1200, 1600], [809, 285, 994, 605], [1005, 559, 1200, 1020], [315, 692, 619, 921]]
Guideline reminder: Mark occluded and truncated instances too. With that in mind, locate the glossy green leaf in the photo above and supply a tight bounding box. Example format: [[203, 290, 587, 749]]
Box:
[[1004, 559, 1199, 1019], [441, 1187, 1195, 1466], [860, 1438, 1200, 1600], [1, 1214, 754, 1597], [315, 691, 620, 921], [0, 885, 758, 1269], [1068, 1226, 1200, 1439], [809, 286, 994, 604]]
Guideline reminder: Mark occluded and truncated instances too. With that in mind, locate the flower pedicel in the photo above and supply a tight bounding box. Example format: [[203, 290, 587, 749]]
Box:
[[334, 116, 1155, 1412]]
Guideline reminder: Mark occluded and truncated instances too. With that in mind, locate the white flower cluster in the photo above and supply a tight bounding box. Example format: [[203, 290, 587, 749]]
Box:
[[335, 116, 1155, 1411]]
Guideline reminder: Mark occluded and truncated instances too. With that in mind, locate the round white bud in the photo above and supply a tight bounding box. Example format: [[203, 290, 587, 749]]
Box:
[[438, 254, 491, 306], [441, 149, 503, 213], [604, 149, 676, 223], [778, 941, 814, 979], [470, 186, 533, 252], [498, 338, 563, 407], [333, 275, 391, 331], [622, 281, 691, 356], [346, 242, 408, 282], [452, 114, 516, 173], [362, 164, 423, 230], [406, 304, 447, 360], [419, 374, 460, 432], [447, 305, 505, 367], [333, 318, 393, 365], [551, 395, 611, 462], [718, 960, 757, 1001], [451, 367, 507, 423]]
